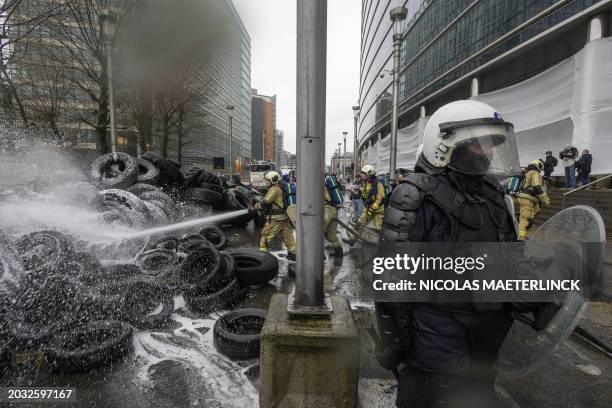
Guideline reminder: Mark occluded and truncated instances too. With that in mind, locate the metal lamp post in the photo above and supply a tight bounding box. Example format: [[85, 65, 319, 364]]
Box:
[[101, 9, 118, 154], [389, 6, 407, 182], [227, 105, 235, 174], [293, 0, 328, 313], [261, 130, 266, 161], [342, 131, 348, 182], [337, 142, 341, 175], [352, 105, 360, 179]]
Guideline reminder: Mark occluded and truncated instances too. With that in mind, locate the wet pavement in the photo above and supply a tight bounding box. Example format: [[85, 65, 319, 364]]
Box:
[[1, 204, 611, 407]]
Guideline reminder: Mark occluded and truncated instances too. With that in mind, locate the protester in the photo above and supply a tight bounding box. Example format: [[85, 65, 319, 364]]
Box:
[[559, 145, 578, 188], [575, 149, 592, 186]]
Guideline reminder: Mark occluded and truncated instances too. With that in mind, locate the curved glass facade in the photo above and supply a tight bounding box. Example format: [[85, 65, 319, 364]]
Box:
[[359, 0, 600, 150]]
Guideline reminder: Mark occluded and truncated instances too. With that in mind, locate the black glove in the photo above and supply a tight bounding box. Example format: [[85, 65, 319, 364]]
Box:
[[375, 345, 402, 371], [248, 206, 257, 217]]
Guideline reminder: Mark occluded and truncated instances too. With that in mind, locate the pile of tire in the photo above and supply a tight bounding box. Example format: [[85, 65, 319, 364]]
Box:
[[90, 152, 258, 229], [90, 151, 183, 194], [1, 230, 175, 373]]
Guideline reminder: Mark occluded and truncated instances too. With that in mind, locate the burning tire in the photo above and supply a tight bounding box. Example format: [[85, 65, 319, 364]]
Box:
[[184, 278, 239, 314], [136, 249, 177, 279], [13, 230, 74, 276], [91, 153, 139, 190], [185, 187, 224, 209], [224, 249, 279, 286], [136, 158, 160, 185], [213, 308, 266, 359], [122, 279, 173, 330], [200, 225, 226, 250], [44, 320, 133, 373]]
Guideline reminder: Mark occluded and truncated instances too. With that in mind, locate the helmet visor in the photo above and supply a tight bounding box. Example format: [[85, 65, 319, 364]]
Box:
[[446, 123, 520, 176]]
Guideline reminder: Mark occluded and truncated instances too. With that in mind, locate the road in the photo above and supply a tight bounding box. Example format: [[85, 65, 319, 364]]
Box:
[[2, 213, 611, 407]]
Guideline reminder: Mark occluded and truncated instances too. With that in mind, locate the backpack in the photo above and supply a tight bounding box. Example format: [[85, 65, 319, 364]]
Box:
[[284, 182, 297, 207], [378, 176, 393, 207], [325, 175, 344, 206], [506, 173, 526, 196]]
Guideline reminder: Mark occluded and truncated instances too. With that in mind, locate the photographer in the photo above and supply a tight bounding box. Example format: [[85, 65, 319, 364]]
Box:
[[559, 145, 578, 188]]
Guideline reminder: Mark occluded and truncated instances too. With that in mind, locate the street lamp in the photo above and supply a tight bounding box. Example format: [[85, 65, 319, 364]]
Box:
[[337, 142, 341, 175], [226, 105, 235, 174], [261, 130, 266, 161], [352, 105, 360, 179], [342, 131, 348, 182], [389, 6, 407, 182], [101, 8, 118, 154]]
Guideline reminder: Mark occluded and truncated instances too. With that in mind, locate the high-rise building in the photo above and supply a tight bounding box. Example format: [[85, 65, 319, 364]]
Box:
[[359, 0, 612, 175], [275, 129, 284, 164], [251, 89, 276, 161]]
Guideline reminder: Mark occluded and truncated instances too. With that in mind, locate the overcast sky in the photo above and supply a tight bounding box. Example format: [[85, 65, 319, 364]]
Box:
[[233, 0, 361, 165]]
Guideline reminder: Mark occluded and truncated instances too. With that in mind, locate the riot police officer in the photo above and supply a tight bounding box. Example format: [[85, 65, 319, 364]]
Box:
[[376, 100, 522, 408]]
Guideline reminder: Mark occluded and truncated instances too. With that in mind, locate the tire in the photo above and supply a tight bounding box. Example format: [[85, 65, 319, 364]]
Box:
[[213, 308, 266, 359], [145, 236, 180, 252], [185, 188, 224, 209], [10, 276, 84, 347], [139, 190, 175, 213], [224, 249, 279, 286], [122, 279, 173, 330], [136, 249, 177, 279], [199, 182, 225, 194], [136, 158, 160, 185], [198, 171, 221, 186], [200, 225, 226, 250], [44, 320, 133, 373], [126, 183, 160, 197], [100, 189, 150, 228], [176, 246, 224, 291], [143, 201, 169, 225], [223, 189, 254, 226], [178, 237, 211, 254], [91, 153, 139, 190], [13, 230, 74, 276], [184, 278, 239, 313], [84, 261, 142, 285]]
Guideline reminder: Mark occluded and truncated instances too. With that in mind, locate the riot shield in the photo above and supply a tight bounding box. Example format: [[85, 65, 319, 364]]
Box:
[[495, 205, 606, 378]]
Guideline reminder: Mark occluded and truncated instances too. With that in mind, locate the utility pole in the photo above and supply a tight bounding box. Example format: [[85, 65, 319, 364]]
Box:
[[352, 105, 360, 179], [389, 6, 407, 182], [101, 9, 118, 154], [293, 0, 328, 312], [227, 105, 235, 174], [342, 131, 348, 182]]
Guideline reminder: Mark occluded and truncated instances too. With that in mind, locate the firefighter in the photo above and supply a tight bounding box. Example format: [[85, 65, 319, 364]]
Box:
[[515, 159, 551, 240], [345, 165, 385, 246], [254, 171, 296, 260]]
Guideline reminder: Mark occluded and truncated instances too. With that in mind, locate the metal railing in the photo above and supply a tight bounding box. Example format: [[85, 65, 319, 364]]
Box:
[[562, 174, 612, 209]]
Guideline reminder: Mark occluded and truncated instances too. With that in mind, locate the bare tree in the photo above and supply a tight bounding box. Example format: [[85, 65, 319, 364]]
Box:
[[50, 0, 135, 154]]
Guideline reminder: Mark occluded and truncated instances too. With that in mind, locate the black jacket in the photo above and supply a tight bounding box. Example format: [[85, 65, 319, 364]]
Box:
[[576, 154, 592, 174], [543, 156, 558, 173]]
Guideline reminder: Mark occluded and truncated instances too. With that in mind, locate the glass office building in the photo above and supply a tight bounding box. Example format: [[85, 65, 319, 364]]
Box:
[[359, 0, 612, 174]]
